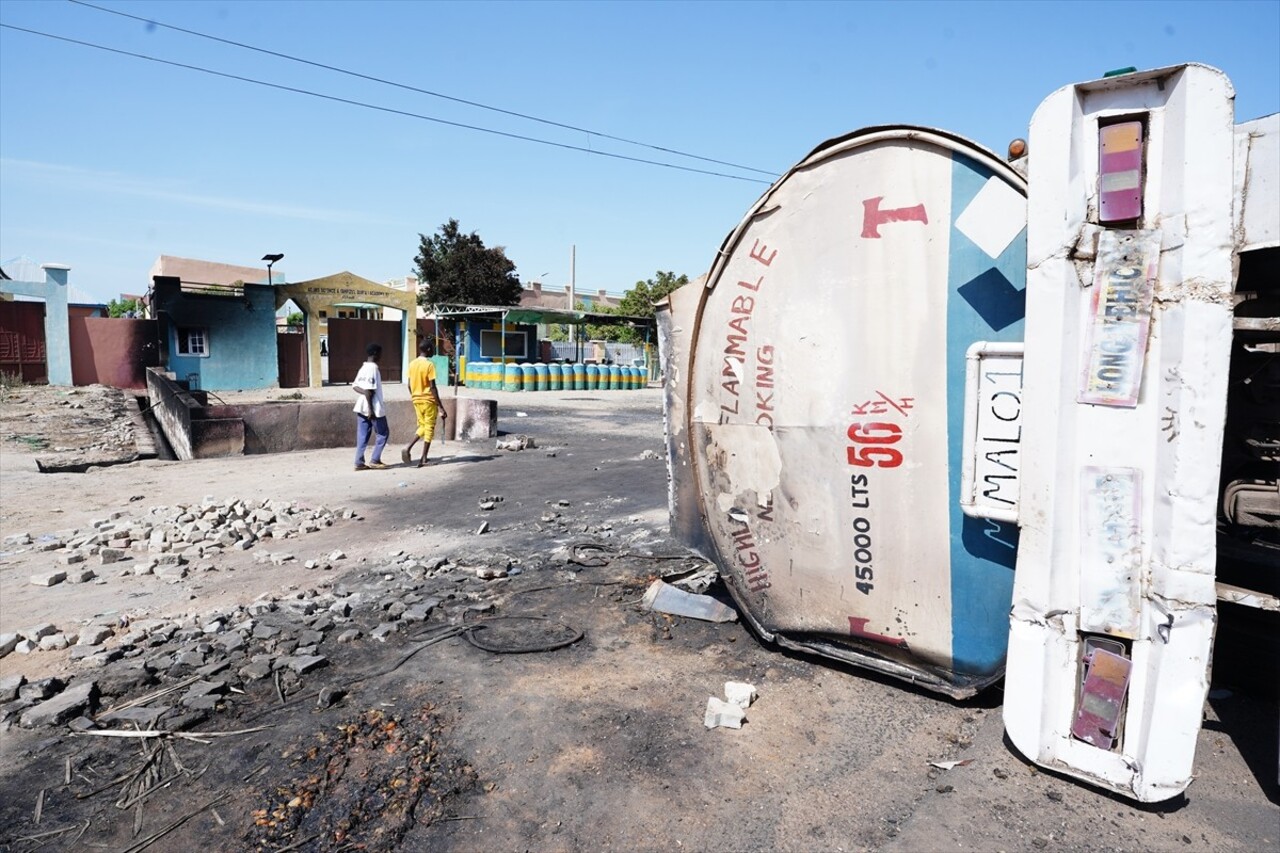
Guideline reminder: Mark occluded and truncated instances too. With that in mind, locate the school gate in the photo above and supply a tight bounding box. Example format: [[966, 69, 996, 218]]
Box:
[[327, 318, 403, 384]]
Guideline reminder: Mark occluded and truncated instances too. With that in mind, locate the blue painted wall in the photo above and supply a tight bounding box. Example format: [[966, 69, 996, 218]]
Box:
[[456, 320, 537, 365], [153, 280, 279, 390]]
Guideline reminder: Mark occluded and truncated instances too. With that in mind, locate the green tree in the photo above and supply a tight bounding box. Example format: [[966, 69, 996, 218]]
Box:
[[612, 270, 689, 343], [107, 297, 140, 318], [286, 311, 304, 326], [414, 218, 522, 307]]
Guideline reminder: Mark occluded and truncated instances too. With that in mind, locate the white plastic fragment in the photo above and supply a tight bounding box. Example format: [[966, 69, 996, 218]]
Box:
[[724, 681, 757, 709], [642, 580, 737, 623], [704, 697, 746, 729]]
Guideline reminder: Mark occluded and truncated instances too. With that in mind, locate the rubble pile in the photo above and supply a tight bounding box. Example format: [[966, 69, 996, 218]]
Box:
[[1, 384, 138, 456], [2, 496, 355, 603], [0, 549, 523, 731]]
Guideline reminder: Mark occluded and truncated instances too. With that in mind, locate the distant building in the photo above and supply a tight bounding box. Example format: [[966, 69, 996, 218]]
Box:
[[519, 281, 622, 312]]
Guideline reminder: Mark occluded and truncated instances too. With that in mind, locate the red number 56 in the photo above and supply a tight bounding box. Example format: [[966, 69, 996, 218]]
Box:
[[847, 422, 902, 468]]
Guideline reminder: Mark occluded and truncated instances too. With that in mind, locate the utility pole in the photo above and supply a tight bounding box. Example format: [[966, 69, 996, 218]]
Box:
[[568, 244, 577, 351]]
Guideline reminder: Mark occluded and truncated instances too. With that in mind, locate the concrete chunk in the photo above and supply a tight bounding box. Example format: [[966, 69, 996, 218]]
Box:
[[78, 626, 114, 647], [20, 681, 97, 728], [39, 633, 72, 651], [704, 696, 747, 730], [284, 655, 328, 674], [30, 571, 67, 587], [0, 674, 25, 702], [19, 624, 57, 641]]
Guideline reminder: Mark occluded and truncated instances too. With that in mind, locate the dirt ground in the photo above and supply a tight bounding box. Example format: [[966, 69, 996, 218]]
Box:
[[0, 382, 1276, 852]]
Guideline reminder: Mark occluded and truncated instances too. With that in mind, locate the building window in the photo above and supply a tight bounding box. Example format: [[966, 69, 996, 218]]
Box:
[[480, 329, 526, 359], [177, 327, 209, 357]]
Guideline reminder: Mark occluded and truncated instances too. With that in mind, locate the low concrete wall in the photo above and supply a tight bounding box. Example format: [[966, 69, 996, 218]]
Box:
[[146, 368, 196, 461], [199, 396, 497, 455], [147, 368, 246, 459], [148, 369, 497, 457]]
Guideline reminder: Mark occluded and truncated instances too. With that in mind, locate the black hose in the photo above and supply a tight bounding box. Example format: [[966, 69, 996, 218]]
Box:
[[463, 616, 584, 654]]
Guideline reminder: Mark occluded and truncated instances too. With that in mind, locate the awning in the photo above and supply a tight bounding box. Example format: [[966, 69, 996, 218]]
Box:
[[427, 304, 654, 329]]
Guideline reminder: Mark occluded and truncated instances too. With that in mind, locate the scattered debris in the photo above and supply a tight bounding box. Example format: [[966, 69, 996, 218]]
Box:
[[642, 580, 738, 623], [724, 681, 757, 710], [929, 759, 974, 771], [704, 697, 746, 729], [496, 435, 536, 451], [665, 565, 718, 594]]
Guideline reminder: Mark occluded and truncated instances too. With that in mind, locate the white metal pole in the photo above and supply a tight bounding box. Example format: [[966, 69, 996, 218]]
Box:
[[568, 244, 576, 349]]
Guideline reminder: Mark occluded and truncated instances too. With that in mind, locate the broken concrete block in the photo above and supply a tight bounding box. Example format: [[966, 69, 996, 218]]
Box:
[[184, 680, 228, 699], [238, 660, 273, 681], [57, 552, 85, 566], [297, 630, 324, 647], [284, 655, 327, 674], [182, 695, 221, 711], [20, 681, 97, 728], [99, 548, 128, 564], [20, 678, 63, 701], [38, 633, 71, 651], [80, 649, 124, 668], [19, 624, 57, 641], [704, 696, 747, 730], [67, 568, 97, 584], [337, 629, 361, 643], [155, 564, 188, 581], [132, 563, 155, 576], [0, 674, 27, 702], [0, 634, 18, 658], [724, 682, 758, 709], [78, 626, 114, 647], [317, 686, 345, 709], [252, 624, 281, 640], [217, 633, 245, 653], [370, 623, 398, 642], [30, 571, 67, 587], [402, 604, 433, 622], [13, 639, 35, 654]]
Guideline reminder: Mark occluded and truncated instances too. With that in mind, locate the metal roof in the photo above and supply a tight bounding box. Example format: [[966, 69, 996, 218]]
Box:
[[426, 303, 654, 327]]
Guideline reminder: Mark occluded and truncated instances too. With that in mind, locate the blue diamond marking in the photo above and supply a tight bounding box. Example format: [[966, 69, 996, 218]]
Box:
[[958, 268, 1025, 331]]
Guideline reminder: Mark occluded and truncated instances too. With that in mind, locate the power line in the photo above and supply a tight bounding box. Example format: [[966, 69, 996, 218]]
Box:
[[67, 0, 779, 178], [0, 23, 773, 185]]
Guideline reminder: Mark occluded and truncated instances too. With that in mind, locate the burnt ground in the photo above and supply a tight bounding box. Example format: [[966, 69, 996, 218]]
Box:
[[0, 384, 1277, 853]]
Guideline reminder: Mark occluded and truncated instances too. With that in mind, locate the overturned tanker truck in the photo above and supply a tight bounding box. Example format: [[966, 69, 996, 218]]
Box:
[[659, 62, 1278, 802]]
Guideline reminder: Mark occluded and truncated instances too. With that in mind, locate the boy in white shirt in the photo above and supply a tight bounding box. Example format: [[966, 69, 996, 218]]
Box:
[[352, 343, 389, 470]]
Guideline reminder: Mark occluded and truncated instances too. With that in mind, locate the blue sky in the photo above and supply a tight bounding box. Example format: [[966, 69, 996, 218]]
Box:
[[2, 0, 1277, 304]]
